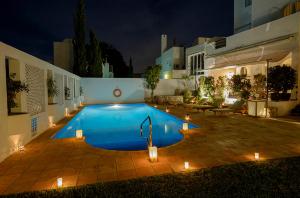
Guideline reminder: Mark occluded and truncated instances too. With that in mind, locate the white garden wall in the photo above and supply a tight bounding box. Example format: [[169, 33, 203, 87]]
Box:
[[0, 42, 81, 162], [81, 78, 189, 104]]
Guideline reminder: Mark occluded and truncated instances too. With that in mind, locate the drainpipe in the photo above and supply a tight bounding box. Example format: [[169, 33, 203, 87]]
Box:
[[265, 59, 271, 118]]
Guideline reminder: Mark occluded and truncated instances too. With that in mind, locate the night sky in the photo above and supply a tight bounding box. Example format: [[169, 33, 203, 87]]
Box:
[[0, 0, 233, 73]]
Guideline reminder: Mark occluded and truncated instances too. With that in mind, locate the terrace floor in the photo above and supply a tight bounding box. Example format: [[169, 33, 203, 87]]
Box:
[[1, 104, 300, 195]]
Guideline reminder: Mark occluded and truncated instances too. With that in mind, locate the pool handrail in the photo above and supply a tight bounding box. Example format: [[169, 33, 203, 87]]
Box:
[[140, 115, 153, 147]]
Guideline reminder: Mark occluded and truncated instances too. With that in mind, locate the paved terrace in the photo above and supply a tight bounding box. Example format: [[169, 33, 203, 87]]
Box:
[[1, 105, 300, 195]]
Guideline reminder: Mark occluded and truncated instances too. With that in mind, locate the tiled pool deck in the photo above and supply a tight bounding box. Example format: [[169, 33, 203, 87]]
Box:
[[1, 105, 300, 195]]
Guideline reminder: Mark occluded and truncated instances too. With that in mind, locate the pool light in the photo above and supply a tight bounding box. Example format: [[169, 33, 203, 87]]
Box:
[[112, 104, 120, 108], [65, 108, 69, 117], [185, 114, 191, 121], [254, 152, 260, 160], [184, 161, 189, 170], [154, 105, 157, 108], [182, 123, 188, 131], [76, 130, 83, 138], [57, 177, 63, 188], [148, 146, 158, 162]]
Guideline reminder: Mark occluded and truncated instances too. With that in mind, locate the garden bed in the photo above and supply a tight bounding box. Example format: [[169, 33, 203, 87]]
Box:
[[2, 156, 300, 197]]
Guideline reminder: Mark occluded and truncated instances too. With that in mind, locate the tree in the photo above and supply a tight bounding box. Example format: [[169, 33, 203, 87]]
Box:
[[99, 42, 130, 77], [128, 57, 133, 77], [73, 0, 87, 76], [144, 65, 162, 102], [87, 30, 102, 77], [229, 75, 251, 100]]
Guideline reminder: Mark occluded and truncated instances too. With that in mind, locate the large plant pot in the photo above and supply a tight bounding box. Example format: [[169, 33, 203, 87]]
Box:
[[270, 93, 281, 101], [280, 93, 291, 101], [270, 93, 291, 101]]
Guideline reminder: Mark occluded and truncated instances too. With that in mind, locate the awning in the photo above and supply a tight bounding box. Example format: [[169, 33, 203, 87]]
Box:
[[206, 34, 298, 69]]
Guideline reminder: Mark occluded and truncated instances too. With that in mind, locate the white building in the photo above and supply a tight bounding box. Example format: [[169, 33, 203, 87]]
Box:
[[185, 0, 300, 115], [155, 34, 186, 79], [53, 38, 74, 72], [102, 61, 114, 78], [53, 38, 114, 78]]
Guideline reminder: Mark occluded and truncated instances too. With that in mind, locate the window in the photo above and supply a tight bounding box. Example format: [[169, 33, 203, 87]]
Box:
[[245, 0, 252, 7]]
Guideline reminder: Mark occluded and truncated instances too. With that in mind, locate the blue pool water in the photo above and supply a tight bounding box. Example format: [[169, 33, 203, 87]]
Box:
[[53, 103, 198, 150]]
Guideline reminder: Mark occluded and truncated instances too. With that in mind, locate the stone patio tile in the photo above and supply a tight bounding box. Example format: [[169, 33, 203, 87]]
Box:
[[135, 167, 155, 177], [116, 156, 133, 165], [4, 180, 35, 195], [98, 172, 117, 182], [61, 175, 78, 187], [117, 169, 136, 180], [0, 174, 20, 187], [31, 178, 56, 191], [99, 165, 117, 174], [132, 157, 152, 168], [40, 168, 61, 179], [117, 161, 135, 171], [151, 163, 173, 175], [77, 173, 98, 186], [61, 168, 80, 177]]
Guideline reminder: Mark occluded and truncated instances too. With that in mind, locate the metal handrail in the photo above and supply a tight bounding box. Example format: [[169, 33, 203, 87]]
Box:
[[140, 115, 153, 147]]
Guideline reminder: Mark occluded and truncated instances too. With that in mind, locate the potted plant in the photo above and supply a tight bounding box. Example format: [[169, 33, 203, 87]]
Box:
[[268, 65, 296, 101], [64, 87, 71, 100], [251, 74, 266, 99], [47, 78, 59, 104], [229, 75, 251, 101], [6, 74, 29, 114]]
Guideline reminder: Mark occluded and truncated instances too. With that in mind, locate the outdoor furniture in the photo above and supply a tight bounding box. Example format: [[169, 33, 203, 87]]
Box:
[[183, 104, 214, 115], [211, 108, 234, 116]]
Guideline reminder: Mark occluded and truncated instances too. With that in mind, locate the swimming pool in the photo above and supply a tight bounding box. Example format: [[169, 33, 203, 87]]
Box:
[[53, 103, 198, 150]]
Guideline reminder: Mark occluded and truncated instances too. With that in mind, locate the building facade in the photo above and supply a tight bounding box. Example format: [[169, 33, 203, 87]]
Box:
[[155, 34, 186, 79], [185, 0, 300, 115], [53, 39, 74, 72]]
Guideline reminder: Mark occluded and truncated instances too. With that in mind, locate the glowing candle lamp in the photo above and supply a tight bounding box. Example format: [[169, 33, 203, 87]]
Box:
[[254, 152, 260, 160], [48, 116, 55, 127], [182, 123, 189, 131], [65, 108, 69, 117], [18, 145, 25, 152], [165, 107, 169, 113], [184, 161, 189, 170], [148, 146, 158, 162], [79, 101, 83, 107], [154, 105, 157, 108], [185, 114, 191, 121], [57, 177, 63, 188], [76, 130, 83, 138]]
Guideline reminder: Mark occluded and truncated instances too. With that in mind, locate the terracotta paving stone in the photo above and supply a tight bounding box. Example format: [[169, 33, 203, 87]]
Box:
[[98, 171, 117, 182], [151, 163, 173, 175], [31, 178, 56, 191], [132, 157, 152, 168], [77, 173, 98, 186], [117, 161, 135, 171], [99, 165, 117, 174], [1, 106, 300, 195], [117, 169, 137, 180], [62, 175, 78, 187], [135, 167, 156, 177]]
